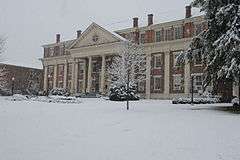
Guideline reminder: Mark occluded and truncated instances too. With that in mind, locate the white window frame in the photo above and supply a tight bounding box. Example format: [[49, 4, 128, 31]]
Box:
[[153, 75, 162, 91], [192, 73, 204, 92], [172, 51, 181, 68], [154, 54, 162, 69], [174, 26, 183, 40], [193, 54, 203, 67], [140, 33, 145, 44], [173, 74, 183, 91]]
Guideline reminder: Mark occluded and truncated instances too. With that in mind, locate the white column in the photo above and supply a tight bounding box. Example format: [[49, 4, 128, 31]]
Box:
[[233, 83, 239, 97], [164, 51, 170, 96], [100, 55, 106, 94], [145, 54, 151, 99], [83, 59, 87, 93], [70, 61, 76, 93], [74, 61, 79, 93], [63, 63, 68, 89], [53, 65, 57, 89], [43, 66, 48, 91], [87, 56, 92, 93], [184, 61, 191, 95]]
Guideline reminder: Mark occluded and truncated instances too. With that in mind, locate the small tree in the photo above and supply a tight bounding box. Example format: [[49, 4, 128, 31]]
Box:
[[108, 41, 146, 108]]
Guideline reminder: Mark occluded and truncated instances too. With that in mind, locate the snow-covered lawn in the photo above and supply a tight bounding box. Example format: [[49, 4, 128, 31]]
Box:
[[0, 97, 240, 160]]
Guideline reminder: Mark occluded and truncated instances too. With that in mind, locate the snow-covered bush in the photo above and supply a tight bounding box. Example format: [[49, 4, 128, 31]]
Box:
[[31, 95, 82, 104], [8, 94, 29, 101], [232, 97, 240, 107], [172, 96, 220, 104], [0, 88, 11, 96], [49, 88, 70, 96], [109, 85, 139, 101]]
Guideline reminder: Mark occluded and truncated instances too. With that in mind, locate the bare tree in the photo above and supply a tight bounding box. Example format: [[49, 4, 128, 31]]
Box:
[[0, 36, 6, 57], [0, 36, 8, 92], [108, 41, 146, 109], [0, 66, 8, 89]]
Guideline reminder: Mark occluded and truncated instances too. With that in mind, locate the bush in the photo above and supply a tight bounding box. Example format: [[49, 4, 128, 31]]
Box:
[[49, 88, 70, 96], [0, 89, 12, 96], [172, 96, 220, 104], [109, 85, 139, 101]]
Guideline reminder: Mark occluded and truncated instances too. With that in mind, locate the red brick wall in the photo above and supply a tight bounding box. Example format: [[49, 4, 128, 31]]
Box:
[[145, 30, 155, 43], [0, 64, 43, 94]]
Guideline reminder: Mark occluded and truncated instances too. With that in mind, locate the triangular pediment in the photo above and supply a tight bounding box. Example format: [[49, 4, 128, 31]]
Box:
[[70, 22, 125, 49]]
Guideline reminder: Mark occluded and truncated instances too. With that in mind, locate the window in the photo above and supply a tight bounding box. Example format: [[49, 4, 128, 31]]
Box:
[[92, 60, 100, 73], [165, 28, 174, 41], [175, 26, 183, 40], [173, 51, 181, 67], [195, 23, 205, 36], [47, 66, 54, 77], [154, 54, 162, 68], [67, 63, 73, 91], [78, 62, 85, 76], [49, 47, 54, 57], [54, 46, 60, 56], [156, 30, 164, 42], [153, 76, 161, 91], [44, 48, 49, 57], [47, 66, 54, 90], [57, 64, 64, 88], [194, 74, 203, 92], [173, 74, 183, 91], [194, 53, 203, 66], [138, 80, 146, 92], [67, 63, 73, 80], [140, 33, 145, 44]]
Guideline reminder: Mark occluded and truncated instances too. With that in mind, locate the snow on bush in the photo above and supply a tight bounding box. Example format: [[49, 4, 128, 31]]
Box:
[[172, 96, 220, 104], [231, 97, 240, 107], [4, 94, 82, 104], [7, 94, 29, 101], [109, 85, 139, 101], [31, 96, 82, 104], [49, 88, 70, 96]]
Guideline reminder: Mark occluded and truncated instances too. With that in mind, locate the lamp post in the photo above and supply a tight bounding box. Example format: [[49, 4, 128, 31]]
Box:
[[47, 74, 51, 96], [11, 77, 15, 96], [191, 75, 194, 105], [126, 68, 130, 110]]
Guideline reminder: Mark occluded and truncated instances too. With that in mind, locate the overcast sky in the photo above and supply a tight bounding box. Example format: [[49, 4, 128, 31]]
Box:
[[0, 0, 200, 69]]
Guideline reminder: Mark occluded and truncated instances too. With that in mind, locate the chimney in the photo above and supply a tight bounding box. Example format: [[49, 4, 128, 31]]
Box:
[[56, 34, 60, 43], [133, 17, 138, 28], [148, 14, 153, 26], [185, 5, 192, 18], [77, 30, 82, 38]]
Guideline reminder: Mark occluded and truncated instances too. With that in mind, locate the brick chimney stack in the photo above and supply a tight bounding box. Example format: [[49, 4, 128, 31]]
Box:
[[77, 30, 82, 38], [148, 14, 153, 26], [56, 34, 60, 43], [133, 17, 138, 28], [185, 5, 192, 18]]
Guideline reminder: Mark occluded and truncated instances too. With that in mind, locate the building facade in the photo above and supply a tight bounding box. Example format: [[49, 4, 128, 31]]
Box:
[[0, 63, 43, 95], [42, 6, 229, 99]]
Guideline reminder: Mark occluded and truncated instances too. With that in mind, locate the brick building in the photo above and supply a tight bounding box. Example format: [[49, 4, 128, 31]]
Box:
[[41, 6, 234, 99], [0, 63, 43, 95]]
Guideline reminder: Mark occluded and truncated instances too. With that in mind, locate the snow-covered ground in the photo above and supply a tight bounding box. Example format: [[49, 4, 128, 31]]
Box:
[[0, 97, 240, 160]]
